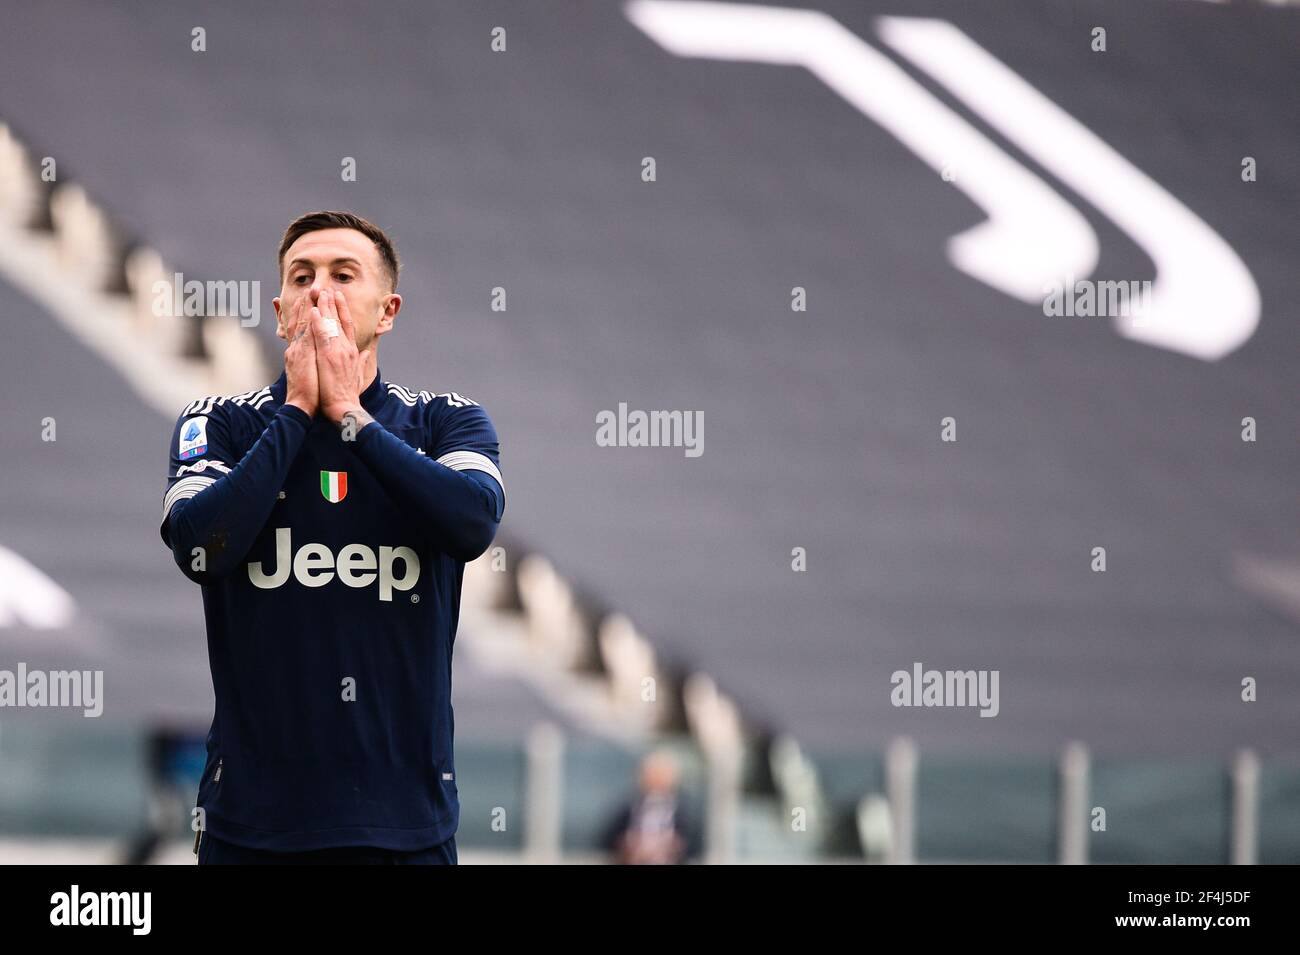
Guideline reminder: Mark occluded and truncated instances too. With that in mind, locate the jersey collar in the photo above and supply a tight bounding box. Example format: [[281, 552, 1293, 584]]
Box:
[[358, 367, 385, 412]]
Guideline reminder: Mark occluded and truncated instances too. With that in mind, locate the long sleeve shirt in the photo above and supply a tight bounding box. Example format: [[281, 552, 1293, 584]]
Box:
[[160, 369, 504, 851]]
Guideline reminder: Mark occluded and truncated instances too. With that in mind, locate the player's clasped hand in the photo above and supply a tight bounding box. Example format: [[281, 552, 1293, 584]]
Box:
[[283, 294, 320, 417], [311, 288, 365, 426]]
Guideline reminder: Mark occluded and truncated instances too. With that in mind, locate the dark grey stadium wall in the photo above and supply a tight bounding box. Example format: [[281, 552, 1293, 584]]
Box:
[[1, 1, 1298, 756], [0, 276, 215, 723]]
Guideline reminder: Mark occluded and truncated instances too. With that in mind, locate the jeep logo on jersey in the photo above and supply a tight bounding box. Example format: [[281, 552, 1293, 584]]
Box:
[[320, 470, 348, 503], [247, 528, 419, 601]]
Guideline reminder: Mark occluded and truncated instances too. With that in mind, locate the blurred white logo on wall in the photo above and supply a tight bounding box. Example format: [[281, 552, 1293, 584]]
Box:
[[0, 544, 75, 629]]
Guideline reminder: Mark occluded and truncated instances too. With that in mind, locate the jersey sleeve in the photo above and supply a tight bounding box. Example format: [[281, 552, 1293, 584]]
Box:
[[161, 407, 239, 548], [160, 401, 314, 581], [345, 394, 504, 560], [427, 399, 505, 521]]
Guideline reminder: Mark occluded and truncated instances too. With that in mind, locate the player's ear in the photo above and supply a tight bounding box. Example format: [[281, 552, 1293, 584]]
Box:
[[377, 293, 402, 335], [273, 296, 288, 341]]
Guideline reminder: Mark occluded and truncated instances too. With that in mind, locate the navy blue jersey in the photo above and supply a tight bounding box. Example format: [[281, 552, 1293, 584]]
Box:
[[160, 368, 504, 851]]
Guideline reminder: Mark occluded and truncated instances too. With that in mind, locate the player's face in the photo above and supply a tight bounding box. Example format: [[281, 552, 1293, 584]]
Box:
[[273, 228, 401, 351]]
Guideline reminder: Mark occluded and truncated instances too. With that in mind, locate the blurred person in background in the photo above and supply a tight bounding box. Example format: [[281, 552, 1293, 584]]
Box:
[[602, 750, 702, 864]]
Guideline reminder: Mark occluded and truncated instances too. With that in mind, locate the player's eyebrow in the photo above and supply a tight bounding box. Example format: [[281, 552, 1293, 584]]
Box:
[[287, 256, 365, 272]]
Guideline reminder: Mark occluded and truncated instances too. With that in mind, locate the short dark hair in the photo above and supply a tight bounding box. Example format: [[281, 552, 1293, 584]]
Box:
[[278, 211, 400, 291]]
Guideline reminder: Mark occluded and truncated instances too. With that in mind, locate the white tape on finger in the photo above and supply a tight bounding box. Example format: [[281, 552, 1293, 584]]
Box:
[[322, 318, 340, 339]]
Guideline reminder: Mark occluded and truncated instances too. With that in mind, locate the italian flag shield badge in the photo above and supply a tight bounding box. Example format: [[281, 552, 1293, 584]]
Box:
[[320, 470, 348, 503]]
